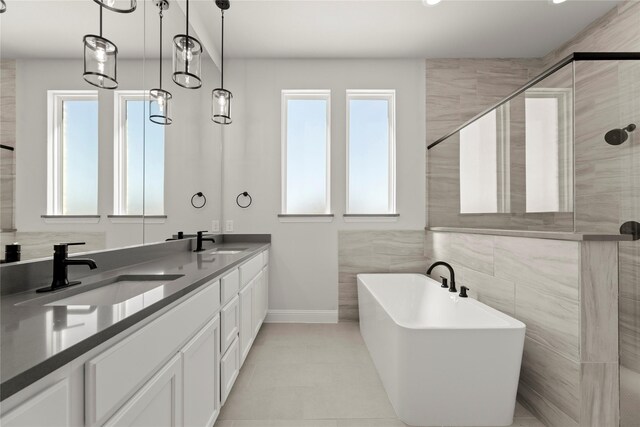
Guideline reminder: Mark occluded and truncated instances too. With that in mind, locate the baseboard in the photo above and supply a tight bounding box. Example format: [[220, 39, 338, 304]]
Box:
[[265, 309, 338, 324]]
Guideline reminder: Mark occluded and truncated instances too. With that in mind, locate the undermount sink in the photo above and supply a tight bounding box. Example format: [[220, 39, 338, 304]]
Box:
[[208, 248, 247, 255], [38, 274, 184, 306]]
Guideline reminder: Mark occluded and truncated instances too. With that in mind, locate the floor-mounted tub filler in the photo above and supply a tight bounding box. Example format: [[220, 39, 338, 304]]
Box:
[[358, 274, 526, 427]]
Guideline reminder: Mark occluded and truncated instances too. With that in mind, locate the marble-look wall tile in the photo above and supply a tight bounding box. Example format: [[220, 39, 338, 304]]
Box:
[[494, 236, 579, 291], [519, 337, 581, 422], [580, 363, 619, 427], [462, 267, 515, 316], [620, 296, 640, 373], [517, 381, 579, 427], [580, 242, 619, 363], [515, 281, 580, 361], [338, 230, 426, 321]]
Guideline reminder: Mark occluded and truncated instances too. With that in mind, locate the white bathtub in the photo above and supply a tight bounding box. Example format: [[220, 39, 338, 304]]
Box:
[[358, 274, 525, 427]]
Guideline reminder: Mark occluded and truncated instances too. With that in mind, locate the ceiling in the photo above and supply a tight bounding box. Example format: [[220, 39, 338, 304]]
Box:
[[0, 0, 622, 61]]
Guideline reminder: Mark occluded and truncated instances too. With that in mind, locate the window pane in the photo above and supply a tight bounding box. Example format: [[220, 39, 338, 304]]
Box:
[[459, 110, 498, 213], [348, 98, 390, 213], [125, 100, 165, 215], [285, 98, 328, 214], [62, 99, 98, 215], [525, 97, 560, 212]]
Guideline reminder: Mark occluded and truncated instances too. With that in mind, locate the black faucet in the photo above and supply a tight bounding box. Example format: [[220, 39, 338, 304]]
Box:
[[166, 231, 185, 241], [193, 231, 216, 252], [426, 261, 457, 293], [0, 243, 21, 264], [36, 243, 98, 293]]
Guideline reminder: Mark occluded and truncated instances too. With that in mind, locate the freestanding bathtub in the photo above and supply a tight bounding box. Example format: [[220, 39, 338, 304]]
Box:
[[358, 274, 525, 427]]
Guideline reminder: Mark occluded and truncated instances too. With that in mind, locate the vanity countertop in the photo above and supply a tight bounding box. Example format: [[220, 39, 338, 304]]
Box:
[[0, 241, 270, 401]]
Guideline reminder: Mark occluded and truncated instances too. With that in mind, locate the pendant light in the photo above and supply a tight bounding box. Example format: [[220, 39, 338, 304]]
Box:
[[150, 0, 172, 125], [0, 0, 6, 13], [83, 4, 118, 89], [212, 0, 232, 125], [92, 0, 136, 14], [172, 0, 202, 89]]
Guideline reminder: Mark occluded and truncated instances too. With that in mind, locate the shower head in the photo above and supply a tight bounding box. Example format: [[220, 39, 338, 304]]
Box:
[[605, 123, 636, 145]]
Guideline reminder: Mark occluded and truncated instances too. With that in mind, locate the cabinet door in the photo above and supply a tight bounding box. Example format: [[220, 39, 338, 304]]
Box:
[[181, 315, 220, 427], [103, 354, 182, 427], [220, 295, 240, 354], [252, 270, 264, 337], [1, 380, 69, 427], [239, 280, 254, 365], [220, 337, 240, 406], [261, 266, 269, 320]]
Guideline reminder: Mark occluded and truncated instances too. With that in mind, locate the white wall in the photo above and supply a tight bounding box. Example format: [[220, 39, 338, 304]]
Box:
[[14, 58, 222, 251], [221, 59, 426, 313]]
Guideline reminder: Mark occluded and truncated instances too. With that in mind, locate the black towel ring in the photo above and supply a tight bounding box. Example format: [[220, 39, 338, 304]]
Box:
[[236, 192, 252, 209], [191, 192, 207, 209]]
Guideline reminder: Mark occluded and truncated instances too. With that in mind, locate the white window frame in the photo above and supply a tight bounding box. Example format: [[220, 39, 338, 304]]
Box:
[[345, 90, 396, 216], [113, 90, 165, 217], [280, 90, 332, 217], [47, 90, 99, 216]]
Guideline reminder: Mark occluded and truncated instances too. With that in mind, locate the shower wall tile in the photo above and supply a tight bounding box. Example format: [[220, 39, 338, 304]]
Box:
[[520, 337, 581, 422], [580, 241, 619, 363], [620, 296, 640, 373], [338, 230, 426, 321], [620, 241, 640, 301], [580, 363, 619, 427]]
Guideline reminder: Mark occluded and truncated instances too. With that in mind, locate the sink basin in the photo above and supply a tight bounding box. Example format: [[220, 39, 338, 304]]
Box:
[[41, 274, 184, 306], [208, 248, 247, 255]]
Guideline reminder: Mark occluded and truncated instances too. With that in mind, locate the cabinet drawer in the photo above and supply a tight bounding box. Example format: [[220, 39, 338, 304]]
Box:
[[220, 269, 240, 306], [239, 254, 262, 289], [220, 336, 240, 406], [221, 295, 240, 354], [86, 280, 219, 426], [262, 249, 269, 267]]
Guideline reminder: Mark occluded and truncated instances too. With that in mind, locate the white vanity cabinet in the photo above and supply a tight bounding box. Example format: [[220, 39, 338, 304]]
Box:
[[239, 277, 254, 364], [181, 315, 221, 427], [1, 380, 70, 427], [103, 354, 182, 427]]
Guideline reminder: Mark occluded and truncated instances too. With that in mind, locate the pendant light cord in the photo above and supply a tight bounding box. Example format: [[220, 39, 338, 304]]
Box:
[[99, 5, 103, 37], [159, 8, 163, 89], [221, 9, 224, 88]]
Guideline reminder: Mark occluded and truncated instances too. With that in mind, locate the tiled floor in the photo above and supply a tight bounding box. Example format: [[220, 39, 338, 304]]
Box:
[[214, 323, 545, 427]]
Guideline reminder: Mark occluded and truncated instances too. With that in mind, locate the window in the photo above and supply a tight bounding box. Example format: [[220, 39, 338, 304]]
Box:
[[281, 90, 331, 215], [525, 88, 573, 213], [346, 90, 396, 215], [47, 90, 99, 215], [459, 105, 510, 214], [114, 91, 165, 216]]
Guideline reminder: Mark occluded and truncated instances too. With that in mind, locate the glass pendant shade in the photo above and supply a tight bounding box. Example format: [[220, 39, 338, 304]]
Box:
[[212, 88, 232, 124], [83, 35, 118, 89], [172, 35, 202, 89], [92, 0, 136, 13], [150, 89, 173, 125], [0, 0, 6, 13]]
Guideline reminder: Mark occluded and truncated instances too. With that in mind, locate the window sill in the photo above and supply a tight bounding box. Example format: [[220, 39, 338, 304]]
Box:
[[41, 215, 101, 224], [343, 214, 399, 223], [107, 215, 167, 224], [278, 214, 334, 223]]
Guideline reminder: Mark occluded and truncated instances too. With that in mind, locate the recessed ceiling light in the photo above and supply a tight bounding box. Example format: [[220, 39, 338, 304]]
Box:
[[422, 0, 442, 6], [552, 0, 567, 4]]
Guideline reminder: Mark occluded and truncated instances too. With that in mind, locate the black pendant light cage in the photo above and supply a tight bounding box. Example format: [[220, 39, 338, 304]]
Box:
[[92, 0, 136, 14], [83, 6, 118, 89], [172, 0, 203, 89], [0, 0, 6, 13], [150, 0, 173, 125], [212, 1, 232, 125]]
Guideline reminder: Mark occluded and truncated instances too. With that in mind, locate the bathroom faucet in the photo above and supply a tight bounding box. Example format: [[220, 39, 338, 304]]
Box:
[[426, 261, 457, 293], [194, 231, 216, 252], [166, 231, 185, 241], [36, 243, 98, 293]]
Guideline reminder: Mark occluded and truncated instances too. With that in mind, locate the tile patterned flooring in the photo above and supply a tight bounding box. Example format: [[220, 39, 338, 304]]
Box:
[[214, 323, 545, 427]]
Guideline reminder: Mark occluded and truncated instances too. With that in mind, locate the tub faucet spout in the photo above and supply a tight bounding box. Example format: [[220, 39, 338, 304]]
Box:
[[426, 261, 457, 293]]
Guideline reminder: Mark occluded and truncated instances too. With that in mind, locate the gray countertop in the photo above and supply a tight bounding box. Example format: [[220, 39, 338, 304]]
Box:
[[0, 241, 270, 401]]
